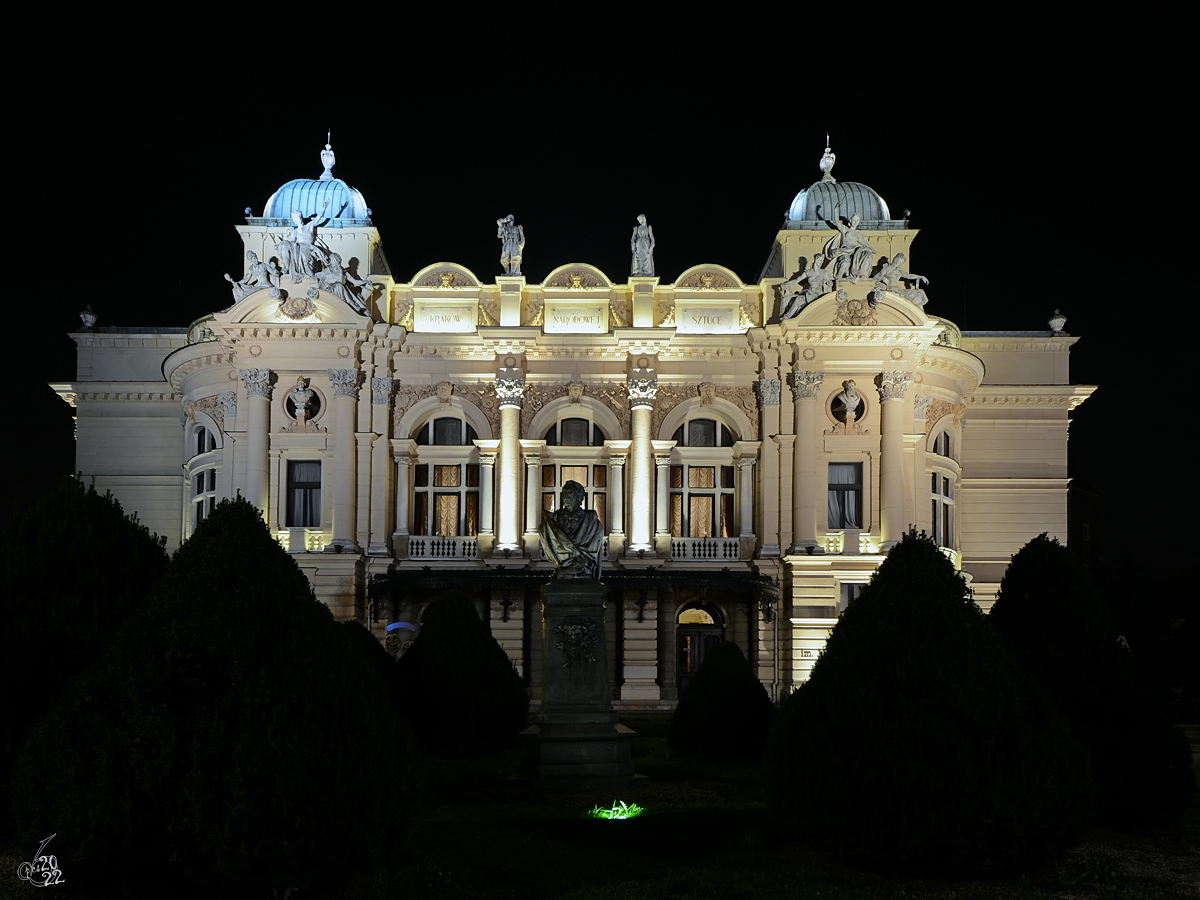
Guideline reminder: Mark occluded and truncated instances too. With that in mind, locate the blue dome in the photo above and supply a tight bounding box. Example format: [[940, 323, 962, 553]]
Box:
[[786, 180, 904, 230], [262, 177, 371, 227]]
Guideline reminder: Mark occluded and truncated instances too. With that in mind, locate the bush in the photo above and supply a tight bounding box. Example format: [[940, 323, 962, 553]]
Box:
[[991, 534, 1196, 828], [765, 532, 1091, 875], [11, 497, 411, 897], [668, 641, 773, 764], [396, 591, 529, 758], [0, 478, 168, 831]]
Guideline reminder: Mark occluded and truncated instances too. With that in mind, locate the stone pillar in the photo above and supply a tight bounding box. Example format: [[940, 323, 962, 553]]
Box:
[[473, 439, 499, 537], [367, 377, 393, 555], [652, 444, 673, 537], [495, 374, 525, 552], [520, 439, 548, 557], [627, 373, 657, 553], [238, 368, 273, 520], [738, 456, 755, 537], [789, 370, 824, 554], [877, 371, 913, 550], [391, 441, 415, 552], [755, 378, 781, 555], [604, 440, 630, 557], [327, 368, 362, 552]]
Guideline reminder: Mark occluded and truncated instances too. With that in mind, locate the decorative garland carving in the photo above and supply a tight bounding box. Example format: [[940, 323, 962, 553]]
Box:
[[414, 270, 475, 288], [520, 382, 569, 435], [924, 397, 966, 431], [650, 385, 759, 439], [391, 382, 501, 438], [545, 270, 605, 289], [392, 384, 439, 430], [677, 271, 735, 290], [183, 395, 226, 430], [586, 383, 633, 434]]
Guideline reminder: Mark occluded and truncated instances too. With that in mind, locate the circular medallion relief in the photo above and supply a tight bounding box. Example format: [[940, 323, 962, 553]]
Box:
[[802, 348, 816, 361], [505, 355, 516, 367], [337, 345, 351, 358], [890, 348, 904, 360], [249, 345, 262, 357]]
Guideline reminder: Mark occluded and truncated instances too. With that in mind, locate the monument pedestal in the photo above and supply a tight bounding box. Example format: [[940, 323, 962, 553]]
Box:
[[520, 580, 647, 791]]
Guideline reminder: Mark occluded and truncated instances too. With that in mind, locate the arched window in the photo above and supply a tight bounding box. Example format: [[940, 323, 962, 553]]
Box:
[[414, 415, 478, 446], [544, 418, 606, 446], [668, 418, 737, 539], [189, 425, 219, 530]]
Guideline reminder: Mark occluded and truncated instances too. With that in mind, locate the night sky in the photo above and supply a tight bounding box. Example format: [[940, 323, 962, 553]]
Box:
[[14, 19, 1184, 611]]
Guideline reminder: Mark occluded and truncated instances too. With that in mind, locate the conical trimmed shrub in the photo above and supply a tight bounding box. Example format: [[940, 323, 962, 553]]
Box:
[[396, 591, 529, 758], [766, 532, 1091, 875], [12, 497, 411, 896], [992, 534, 1196, 828], [669, 641, 773, 763]]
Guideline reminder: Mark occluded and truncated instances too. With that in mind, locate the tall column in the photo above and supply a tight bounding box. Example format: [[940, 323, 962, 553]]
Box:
[[605, 440, 630, 553], [627, 373, 657, 553], [238, 368, 273, 520], [755, 379, 782, 555], [328, 368, 362, 552], [738, 456, 756, 537], [789, 370, 824, 554], [877, 371, 913, 550], [367, 377, 393, 555], [522, 443, 543, 537], [495, 374, 525, 552], [652, 444, 674, 537], [473, 440, 499, 537], [392, 443, 415, 536]]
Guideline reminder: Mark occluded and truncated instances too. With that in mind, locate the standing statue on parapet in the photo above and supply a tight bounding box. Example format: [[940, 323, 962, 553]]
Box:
[[539, 480, 604, 580], [630, 214, 655, 276], [276, 201, 341, 280], [224, 250, 281, 302], [874, 253, 929, 308], [823, 201, 876, 281], [497, 214, 524, 275]]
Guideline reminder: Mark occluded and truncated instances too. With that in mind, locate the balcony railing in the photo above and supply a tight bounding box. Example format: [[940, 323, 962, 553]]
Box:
[[670, 537, 741, 561], [409, 535, 479, 560]]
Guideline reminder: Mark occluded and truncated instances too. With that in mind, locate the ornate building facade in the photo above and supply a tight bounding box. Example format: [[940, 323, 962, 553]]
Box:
[[55, 146, 1093, 707]]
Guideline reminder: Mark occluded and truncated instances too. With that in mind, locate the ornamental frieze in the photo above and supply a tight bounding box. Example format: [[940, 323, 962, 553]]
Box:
[[677, 271, 735, 290], [650, 384, 758, 439], [391, 382, 501, 437], [183, 395, 227, 430], [519, 382, 632, 436], [923, 397, 966, 431]]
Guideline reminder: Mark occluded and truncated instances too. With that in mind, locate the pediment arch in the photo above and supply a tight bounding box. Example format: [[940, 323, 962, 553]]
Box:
[[673, 263, 744, 290], [220, 286, 372, 326], [541, 263, 614, 290], [527, 395, 624, 444], [790, 289, 930, 328], [409, 262, 483, 289]]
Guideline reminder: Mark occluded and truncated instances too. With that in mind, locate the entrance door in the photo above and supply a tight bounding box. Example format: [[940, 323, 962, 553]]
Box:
[[676, 604, 725, 695]]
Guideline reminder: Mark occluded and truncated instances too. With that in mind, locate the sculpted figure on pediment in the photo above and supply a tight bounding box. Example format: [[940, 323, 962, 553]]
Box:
[[497, 214, 524, 275], [823, 201, 876, 281], [276, 202, 339, 281], [225, 251, 281, 303], [631, 214, 655, 276], [874, 253, 928, 308], [780, 255, 834, 320], [317, 252, 371, 315]]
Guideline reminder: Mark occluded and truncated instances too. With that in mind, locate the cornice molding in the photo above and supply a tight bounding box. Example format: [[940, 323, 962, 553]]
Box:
[[968, 385, 1096, 410]]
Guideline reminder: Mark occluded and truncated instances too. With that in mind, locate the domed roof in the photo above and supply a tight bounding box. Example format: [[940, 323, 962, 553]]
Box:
[[784, 146, 906, 230], [253, 143, 372, 228]]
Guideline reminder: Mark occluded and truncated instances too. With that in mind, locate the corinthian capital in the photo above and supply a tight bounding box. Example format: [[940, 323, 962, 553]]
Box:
[[328, 368, 362, 398], [239, 367, 274, 399], [627, 377, 658, 404], [495, 377, 526, 404], [787, 370, 824, 401], [371, 376, 394, 405], [755, 378, 781, 407], [876, 371, 914, 401]]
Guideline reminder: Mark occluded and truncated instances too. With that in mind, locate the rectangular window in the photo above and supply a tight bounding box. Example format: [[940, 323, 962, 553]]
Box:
[[286, 461, 321, 527], [827, 462, 862, 529], [434, 494, 459, 536]]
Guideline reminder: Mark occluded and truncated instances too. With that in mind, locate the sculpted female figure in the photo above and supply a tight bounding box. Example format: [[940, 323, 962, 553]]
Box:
[[630, 214, 655, 276], [538, 480, 604, 580]]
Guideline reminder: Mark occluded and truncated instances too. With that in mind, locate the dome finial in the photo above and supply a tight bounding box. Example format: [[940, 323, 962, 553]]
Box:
[[319, 132, 335, 182], [820, 137, 836, 184]]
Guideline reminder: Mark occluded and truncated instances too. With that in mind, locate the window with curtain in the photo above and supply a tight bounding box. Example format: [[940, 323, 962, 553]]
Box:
[[286, 461, 321, 527], [412, 462, 480, 536], [669, 463, 735, 538], [827, 462, 862, 529]]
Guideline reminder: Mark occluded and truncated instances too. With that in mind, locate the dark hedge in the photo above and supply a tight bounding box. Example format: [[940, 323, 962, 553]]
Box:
[[11, 497, 412, 898], [765, 532, 1092, 875], [669, 641, 774, 763], [396, 591, 529, 758], [991, 534, 1196, 828]]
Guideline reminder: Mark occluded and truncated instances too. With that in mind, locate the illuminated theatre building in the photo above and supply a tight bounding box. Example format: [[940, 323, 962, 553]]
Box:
[[57, 147, 1093, 706]]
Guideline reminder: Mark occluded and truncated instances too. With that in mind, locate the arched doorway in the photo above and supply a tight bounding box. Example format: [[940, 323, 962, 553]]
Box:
[[676, 603, 725, 695]]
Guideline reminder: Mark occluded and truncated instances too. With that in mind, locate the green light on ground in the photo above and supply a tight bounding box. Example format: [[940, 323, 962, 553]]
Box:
[[588, 800, 644, 820]]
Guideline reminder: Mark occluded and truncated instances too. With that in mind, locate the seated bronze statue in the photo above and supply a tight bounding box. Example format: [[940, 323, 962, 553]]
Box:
[[538, 480, 604, 580]]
